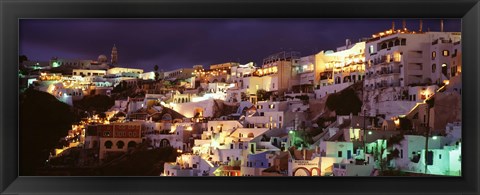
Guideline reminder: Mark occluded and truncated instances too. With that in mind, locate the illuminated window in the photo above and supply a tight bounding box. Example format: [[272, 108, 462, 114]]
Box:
[[369, 45, 375, 54], [442, 50, 449, 56], [393, 52, 402, 62]]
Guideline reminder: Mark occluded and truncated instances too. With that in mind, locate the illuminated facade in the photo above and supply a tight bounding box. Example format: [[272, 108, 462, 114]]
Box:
[[363, 25, 461, 118], [258, 51, 301, 94], [314, 41, 366, 99]]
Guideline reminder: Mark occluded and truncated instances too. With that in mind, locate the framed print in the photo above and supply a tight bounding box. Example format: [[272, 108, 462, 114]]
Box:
[[1, 0, 479, 194]]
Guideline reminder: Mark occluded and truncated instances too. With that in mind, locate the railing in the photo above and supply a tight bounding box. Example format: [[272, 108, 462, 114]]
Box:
[[432, 39, 453, 45]]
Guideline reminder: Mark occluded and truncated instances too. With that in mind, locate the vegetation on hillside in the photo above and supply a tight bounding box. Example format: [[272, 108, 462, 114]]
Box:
[[19, 88, 75, 175], [325, 88, 362, 115]]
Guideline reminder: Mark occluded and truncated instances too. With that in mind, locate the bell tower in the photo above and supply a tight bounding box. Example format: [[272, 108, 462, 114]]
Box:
[[111, 44, 118, 65]]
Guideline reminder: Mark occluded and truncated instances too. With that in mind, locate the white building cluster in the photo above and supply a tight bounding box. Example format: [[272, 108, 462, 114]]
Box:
[[33, 22, 462, 176]]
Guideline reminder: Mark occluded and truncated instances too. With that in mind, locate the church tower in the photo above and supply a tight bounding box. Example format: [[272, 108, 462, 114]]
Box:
[[111, 44, 118, 65]]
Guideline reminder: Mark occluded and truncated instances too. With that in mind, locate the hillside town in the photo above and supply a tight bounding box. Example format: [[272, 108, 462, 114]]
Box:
[[19, 21, 462, 176]]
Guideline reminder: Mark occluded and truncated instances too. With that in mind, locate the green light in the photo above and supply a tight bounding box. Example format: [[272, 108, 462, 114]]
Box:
[[368, 131, 372, 135], [52, 62, 60, 68], [432, 136, 438, 140]]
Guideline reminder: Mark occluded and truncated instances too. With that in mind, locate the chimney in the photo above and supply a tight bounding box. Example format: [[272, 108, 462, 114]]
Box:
[[440, 19, 444, 32], [402, 19, 406, 29], [392, 21, 395, 31], [419, 20, 423, 32], [345, 39, 351, 47]]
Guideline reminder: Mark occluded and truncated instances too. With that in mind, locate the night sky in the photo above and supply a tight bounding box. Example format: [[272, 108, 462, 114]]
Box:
[[20, 19, 461, 71]]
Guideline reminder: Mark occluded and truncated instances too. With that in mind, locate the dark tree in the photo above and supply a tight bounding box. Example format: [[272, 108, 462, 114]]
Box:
[[98, 112, 107, 120], [240, 92, 248, 101], [257, 89, 269, 101], [154, 65, 160, 81], [325, 88, 362, 115], [19, 55, 29, 64], [74, 95, 115, 113]]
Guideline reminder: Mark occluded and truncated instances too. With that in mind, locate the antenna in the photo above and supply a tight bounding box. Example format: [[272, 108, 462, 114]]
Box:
[[419, 20, 423, 32], [440, 19, 444, 32]]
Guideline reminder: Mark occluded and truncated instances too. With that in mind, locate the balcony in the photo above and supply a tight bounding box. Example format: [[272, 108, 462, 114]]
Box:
[[379, 68, 401, 75], [375, 81, 400, 89], [432, 39, 453, 45]]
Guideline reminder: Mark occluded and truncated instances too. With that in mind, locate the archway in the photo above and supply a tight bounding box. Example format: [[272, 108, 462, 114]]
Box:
[[127, 141, 137, 148], [162, 113, 172, 121], [104, 140, 113, 149], [310, 168, 321, 176], [116, 141, 125, 149], [160, 139, 170, 148], [293, 167, 311, 176]]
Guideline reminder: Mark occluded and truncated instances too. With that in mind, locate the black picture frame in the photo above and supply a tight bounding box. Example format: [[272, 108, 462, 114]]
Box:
[[1, 0, 479, 194]]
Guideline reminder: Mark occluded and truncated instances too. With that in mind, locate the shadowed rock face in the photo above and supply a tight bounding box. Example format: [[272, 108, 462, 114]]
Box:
[[431, 92, 461, 134], [212, 99, 239, 119], [20, 88, 75, 175]]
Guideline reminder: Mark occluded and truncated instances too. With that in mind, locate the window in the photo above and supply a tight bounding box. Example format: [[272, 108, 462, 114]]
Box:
[[394, 39, 400, 46], [104, 141, 113, 149], [369, 45, 375, 54], [400, 39, 406, 45], [431, 51, 436, 60], [103, 131, 111, 137], [338, 151, 343, 157], [116, 141, 125, 149], [394, 52, 402, 62], [400, 149, 404, 158], [432, 64, 436, 73], [279, 116, 282, 121], [439, 154, 442, 159], [442, 50, 449, 56]]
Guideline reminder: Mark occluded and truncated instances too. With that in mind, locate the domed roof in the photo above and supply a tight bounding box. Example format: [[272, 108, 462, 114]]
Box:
[[98, 54, 108, 63]]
